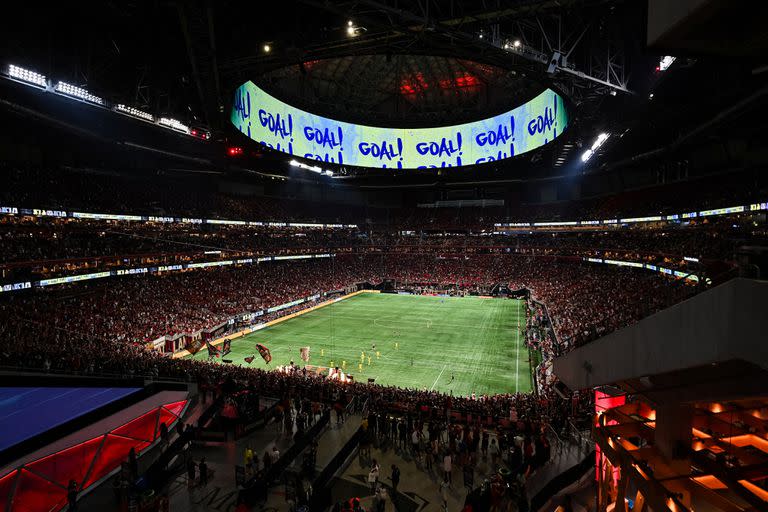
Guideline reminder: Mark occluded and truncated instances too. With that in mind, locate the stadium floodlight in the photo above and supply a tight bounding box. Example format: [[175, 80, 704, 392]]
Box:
[[115, 104, 153, 122], [659, 55, 676, 71], [8, 64, 47, 88], [513, 39, 521, 48], [581, 132, 610, 163], [263, 44, 271, 53], [289, 158, 328, 174], [54, 81, 104, 105], [158, 117, 189, 134]]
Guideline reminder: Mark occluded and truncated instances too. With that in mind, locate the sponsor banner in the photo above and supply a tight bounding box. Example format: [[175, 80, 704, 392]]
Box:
[[1, 281, 31, 293], [71, 212, 143, 221], [39, 271, 112, 287], [619, 216, 662, 223], [699, 205, 744, 217], [116, 267, 149, 275], [32, 209, 67, 217]]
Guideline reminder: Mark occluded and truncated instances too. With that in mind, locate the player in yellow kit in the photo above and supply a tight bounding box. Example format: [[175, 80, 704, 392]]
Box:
[[358, 362, 363, 373], [342, 360, 346, 370], [376, 351, 380, 359], [367, 355, 372, 366]]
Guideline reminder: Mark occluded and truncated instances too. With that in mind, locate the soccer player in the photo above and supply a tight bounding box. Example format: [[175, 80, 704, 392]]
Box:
[[329, 360, 334, 369], [361, 351, 365, 361], [371, 342, 376, 351], [342, 360, 346, 370], [367, 355, 372, 366], [358, 362, 363, 373], [395, 342, 399, 350], [376, 351, 381, 359], [321, 348, 324, 357]]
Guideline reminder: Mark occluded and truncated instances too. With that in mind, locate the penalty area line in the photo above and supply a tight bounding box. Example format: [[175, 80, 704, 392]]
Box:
[[430, 364, 448, 391]]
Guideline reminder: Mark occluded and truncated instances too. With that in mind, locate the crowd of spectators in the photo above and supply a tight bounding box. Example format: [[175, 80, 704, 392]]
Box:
[[1, 160, 758, 477], [0, 253, 694, 348], [2, 161, 766, 231]]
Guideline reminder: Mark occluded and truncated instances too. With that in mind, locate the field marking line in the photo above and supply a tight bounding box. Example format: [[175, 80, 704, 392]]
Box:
[[515, 302, 520, 394], [430, 364, 448, 391]]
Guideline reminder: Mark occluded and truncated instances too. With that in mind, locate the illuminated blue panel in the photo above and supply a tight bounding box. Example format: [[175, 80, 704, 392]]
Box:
[[231, 81, 569, 169], [0, 387, 141, 451]]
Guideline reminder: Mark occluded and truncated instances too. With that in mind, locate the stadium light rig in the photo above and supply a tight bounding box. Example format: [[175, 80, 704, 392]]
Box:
[[581, 132, 610, 163], [114, 104, 154, 122], [54, 81, 104, 105], [8, 64, 47, 88], [158, 117, 189, 134], [5, 61, 211, 141], [289, 159, 334, 176], [659, 56, 676, 72]]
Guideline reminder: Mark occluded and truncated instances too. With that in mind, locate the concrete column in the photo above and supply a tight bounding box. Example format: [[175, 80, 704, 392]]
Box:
[[655, 403, 693, 462]]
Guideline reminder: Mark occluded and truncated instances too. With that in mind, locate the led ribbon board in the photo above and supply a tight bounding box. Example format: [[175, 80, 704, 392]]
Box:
[[232, 81, 568, 169]]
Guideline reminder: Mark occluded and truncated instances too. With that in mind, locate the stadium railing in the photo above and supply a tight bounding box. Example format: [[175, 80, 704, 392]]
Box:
[[309, 427, 364, 512], [238, 409, 331, 506]]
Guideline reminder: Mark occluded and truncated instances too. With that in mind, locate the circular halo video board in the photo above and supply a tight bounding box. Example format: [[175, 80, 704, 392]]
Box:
[[232, 80, 568, 169]]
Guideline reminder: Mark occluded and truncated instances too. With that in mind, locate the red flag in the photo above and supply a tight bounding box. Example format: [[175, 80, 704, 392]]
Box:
[[256, 343, 272, 364], [206, 341, 221, 358], [186, 339, 204, 355], [244, 355, 255, 364]]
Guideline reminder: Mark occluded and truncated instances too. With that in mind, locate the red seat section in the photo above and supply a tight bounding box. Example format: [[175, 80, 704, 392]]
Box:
[[0, 397, 186, 512], [161, 400, 187, 417], [10, 469, 67, 512], [25, 436, 103, 488], [0, 470, 19, 512], [111, 408, 159, 443], [84, 434, 150, 488]]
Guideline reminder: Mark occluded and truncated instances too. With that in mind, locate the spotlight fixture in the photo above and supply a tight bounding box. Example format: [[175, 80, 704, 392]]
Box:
[[581, 132, 610, 163], [8, 64, 47, 88], [115, 104, 154, 122], [263, 44, 271, 53], [158, 117, 189, 134], [54, 81, 104, 105], [513, 39, 521, 47]]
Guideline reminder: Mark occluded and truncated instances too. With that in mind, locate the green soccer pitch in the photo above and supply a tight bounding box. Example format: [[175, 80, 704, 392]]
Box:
[[190, 293, 530, 396]]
